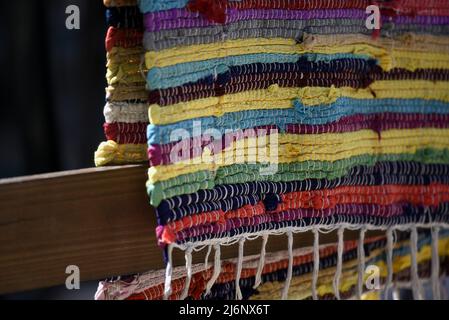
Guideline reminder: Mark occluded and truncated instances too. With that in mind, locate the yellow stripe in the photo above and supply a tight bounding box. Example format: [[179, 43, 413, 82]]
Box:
[[147, 128, 449, 183], [106, 47, 147, 85], [145, 35, 449, 71], [94, 141, 147, 166], [149, 81, 449, 125]]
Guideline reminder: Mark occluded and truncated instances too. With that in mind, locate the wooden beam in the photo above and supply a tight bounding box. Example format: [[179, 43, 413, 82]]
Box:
[[0, 166, 382, 295]]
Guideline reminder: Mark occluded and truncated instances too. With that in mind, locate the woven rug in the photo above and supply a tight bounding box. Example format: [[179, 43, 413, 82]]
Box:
[[95, 1, 148, 165], [95, 0, 449, 300]]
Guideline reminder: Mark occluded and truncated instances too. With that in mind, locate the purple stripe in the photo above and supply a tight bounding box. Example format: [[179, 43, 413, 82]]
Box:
[[143, 8, 449, 32], [144, 9, 366, 32], [286, 113, 449, 135]]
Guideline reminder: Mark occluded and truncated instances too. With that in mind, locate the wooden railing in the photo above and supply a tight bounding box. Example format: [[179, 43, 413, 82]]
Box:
[[0, 165, 380, 295]]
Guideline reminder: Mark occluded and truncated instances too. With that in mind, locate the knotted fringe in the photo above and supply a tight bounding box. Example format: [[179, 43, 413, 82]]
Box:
[[410, 227, 423, 300], [357, 228, 366, 300], [163, 244, 174, 300], [312, 228, 320, 300], [235, 238, 245, 300], [384, 228, 394, 299], [166, 225, 449, 301], [204, 245, 212, 270], [205, 244, 221, 296], [180, 247, 193, 300], [431, 227, 441, 300], [333, 227, 344, 300], [253, 234, 269, 289], [281, 231, 294, 300]]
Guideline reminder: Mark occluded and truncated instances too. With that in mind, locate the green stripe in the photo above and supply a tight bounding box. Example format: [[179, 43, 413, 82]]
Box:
[[147, 148, 449, 206]]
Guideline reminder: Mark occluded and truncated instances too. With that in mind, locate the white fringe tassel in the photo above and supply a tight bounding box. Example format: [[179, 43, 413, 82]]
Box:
[[281, 231, 294, 300], [205, 244, 221, 296], [235, 238, 245, 300], [163, 244, 174, 300], [410, 227, 422, 300], [253, 234, 269, 289], [384, 228, 394, 299], [357, 228, 366, 300], [431, 227, 441, 300], [204, 245, 212, 270], [180, 247, 193, 300], [312, 228, 320, 300], [333, 227, 344, 300]]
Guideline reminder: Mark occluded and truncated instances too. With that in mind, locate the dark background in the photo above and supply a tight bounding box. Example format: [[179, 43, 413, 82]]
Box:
[[0, 0, 106, 179], [0, 0, 108, 299]]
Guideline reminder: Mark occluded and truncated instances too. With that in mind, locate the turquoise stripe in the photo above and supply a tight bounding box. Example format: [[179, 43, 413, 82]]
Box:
[[147, 53, 372, 90], [138, 0, 188, 13], [147, 98, 449, 145]]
